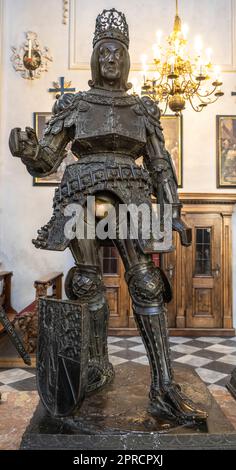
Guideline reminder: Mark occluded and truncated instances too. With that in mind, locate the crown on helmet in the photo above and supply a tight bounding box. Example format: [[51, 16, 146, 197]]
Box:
[[93, 8, 129, 48]]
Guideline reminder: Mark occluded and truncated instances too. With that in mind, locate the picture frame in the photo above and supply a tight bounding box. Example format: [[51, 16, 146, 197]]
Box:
[[33, 112, 183, 187], [216, 115, 236, 188], [160, 114, 183, 188], [33, 112, 77, 186]]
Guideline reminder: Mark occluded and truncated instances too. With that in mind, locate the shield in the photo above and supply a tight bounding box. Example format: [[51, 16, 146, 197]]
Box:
[[37, 298, 89, 417]]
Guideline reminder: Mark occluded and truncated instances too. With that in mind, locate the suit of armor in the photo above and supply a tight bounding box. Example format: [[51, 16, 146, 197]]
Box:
[[9, 8, 207, 424]]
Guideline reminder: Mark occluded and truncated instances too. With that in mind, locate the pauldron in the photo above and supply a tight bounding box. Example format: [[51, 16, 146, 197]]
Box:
[[44, 93, 82, 136], [138, 95, 165, 144]]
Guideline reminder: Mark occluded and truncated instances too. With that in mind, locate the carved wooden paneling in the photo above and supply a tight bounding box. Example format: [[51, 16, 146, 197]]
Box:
[[194, 288, 212, 317]]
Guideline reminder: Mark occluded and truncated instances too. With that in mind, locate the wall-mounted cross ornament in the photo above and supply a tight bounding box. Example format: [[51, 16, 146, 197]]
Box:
[[49, 77, 76, 98]]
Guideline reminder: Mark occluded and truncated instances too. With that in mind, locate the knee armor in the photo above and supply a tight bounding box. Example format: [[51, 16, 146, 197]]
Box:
[[125, 262, 172, 314], [65, 265, 105, 303]]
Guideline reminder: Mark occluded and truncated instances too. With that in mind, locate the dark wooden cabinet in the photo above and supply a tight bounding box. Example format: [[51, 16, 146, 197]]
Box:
[[105, 194, 235, 336]]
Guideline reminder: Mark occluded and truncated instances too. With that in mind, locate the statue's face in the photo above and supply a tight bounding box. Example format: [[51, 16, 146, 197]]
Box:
[[98, 40, 125, 83]]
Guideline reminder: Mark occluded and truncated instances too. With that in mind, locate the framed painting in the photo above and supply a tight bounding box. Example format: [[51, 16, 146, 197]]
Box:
[[160, 114, 183, 188], [216, 115, 236, 188], [33, 112, 77, 186]]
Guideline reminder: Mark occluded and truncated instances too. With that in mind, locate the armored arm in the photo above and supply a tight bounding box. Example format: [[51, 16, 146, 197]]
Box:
[[9, 127, 71, 177], [9, 93, 75, 177], [141, 97, 191, 246]]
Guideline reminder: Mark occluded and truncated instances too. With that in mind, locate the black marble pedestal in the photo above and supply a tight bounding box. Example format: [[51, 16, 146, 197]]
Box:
[[21, 363, 236, 450]]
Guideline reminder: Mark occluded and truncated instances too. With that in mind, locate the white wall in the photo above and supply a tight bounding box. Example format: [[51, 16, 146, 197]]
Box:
[[0, 0, 236, 327]]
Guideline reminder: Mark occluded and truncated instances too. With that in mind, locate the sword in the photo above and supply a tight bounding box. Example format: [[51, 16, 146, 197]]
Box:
[[0, 306, 31, 366]]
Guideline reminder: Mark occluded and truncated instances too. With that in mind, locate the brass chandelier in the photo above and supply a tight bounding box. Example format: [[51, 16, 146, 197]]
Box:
[[140, 0, 224, 114]]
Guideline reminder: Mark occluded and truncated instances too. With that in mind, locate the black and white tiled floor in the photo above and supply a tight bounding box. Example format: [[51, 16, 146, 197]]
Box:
[[0, 336, 236, 393]]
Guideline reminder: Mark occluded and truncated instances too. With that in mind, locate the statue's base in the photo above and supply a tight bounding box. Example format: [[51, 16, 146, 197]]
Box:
[[227, 367, 236, 400], [21, 363, 236, 450]]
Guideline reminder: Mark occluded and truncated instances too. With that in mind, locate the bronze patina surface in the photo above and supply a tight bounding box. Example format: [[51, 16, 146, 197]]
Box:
[[9, 8, 206, 425], [20, 363, 236, 450]]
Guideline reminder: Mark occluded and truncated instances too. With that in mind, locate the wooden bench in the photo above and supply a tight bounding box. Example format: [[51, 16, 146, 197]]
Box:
[[34, 271, 63, 300]]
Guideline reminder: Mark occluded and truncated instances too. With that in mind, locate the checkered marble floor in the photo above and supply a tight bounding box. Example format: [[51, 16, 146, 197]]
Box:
[[0, 336, 236, 393]]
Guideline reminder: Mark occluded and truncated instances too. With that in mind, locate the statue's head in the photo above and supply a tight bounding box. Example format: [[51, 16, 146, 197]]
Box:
[[89, 8, 131, 91]]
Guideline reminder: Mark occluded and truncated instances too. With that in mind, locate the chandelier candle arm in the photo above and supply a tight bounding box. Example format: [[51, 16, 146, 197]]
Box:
[[197, 86, 219, 99], [189, 95, 206, 112]]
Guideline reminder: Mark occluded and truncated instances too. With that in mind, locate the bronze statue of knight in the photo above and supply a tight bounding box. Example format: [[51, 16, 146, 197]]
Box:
[[9, 8, 207, 424]]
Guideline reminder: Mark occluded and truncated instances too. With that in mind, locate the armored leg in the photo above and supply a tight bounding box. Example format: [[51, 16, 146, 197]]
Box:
[[66, 239, 114, 393], [115, 238, 208, 424]]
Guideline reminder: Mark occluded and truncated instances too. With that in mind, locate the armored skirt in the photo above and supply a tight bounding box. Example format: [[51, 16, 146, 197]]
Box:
[[33, 154, 154, 253]]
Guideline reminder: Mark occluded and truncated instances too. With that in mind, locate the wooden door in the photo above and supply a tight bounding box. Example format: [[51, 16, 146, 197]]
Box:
[[101, 246, 130, 329], [101, 196, 235, 336], [184, 213, 222, 328]]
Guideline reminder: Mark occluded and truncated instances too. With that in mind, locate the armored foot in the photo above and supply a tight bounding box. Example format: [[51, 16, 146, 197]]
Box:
[[149, 384, 208, 424], [163, 383, 208, 422]]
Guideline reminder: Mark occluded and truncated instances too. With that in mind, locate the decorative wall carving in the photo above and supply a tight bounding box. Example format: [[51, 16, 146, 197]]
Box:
[[63, 0, 69, 24]]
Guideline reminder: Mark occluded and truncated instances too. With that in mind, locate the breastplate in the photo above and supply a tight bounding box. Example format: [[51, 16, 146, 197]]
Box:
[[72, 92, 146, 157]]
